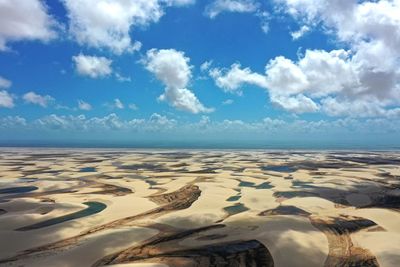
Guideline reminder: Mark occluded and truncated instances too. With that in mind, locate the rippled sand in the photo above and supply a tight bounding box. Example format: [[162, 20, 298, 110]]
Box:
[[0, 149, 399, 267]]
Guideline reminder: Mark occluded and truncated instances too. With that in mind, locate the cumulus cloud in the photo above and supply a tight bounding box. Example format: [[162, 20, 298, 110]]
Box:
[[0, 76, 11, 89], [204, 0, 269, 34], [210, 0, 400, 116], [114, 98, 124, 109], [72, 54, 112, 78], [105, 98, 125, 110], [257, 11, 270, 34], [222, 99, 234, 105], [3, 113, 400, 141], [62, 0, 194, 54], [0, 116, 26, 128], [23, 91, 54, 107], [265, 0, 400, 116], [145, 48, 213, 113], [115, 73, 132, 82], [129, 103, 139, 110], [200, 60, 213, 72], [0, 0, 58, 51], [291, 25, 310, 40], [204, 0, 259, 19], [0, 90, 14, 108], [270, 94, 319, 113], [29, 113, 177, 132], [210, 63, 268, 94], [77, 100, 92, 111], [164, 0, 196, 6], [210, 48, 400, 115]]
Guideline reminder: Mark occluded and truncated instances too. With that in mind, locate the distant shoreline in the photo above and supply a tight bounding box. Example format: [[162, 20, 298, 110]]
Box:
[[0, 145, 399, 152]]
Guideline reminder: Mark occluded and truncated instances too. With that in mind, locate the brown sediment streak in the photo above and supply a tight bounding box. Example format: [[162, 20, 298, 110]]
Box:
[[92, 224, 225, 266], [92, 224, 274, 267], [259, 206, 380, 266], [0, 184, 201, 264], [86, 182, 133, 196], [310, 215, 379, 267], [147, 185, 199, 205]]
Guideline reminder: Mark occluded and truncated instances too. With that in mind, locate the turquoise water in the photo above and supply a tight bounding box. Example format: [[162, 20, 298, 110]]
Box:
[[224, 203, 249, 216], [0, 186, 38, 194], [226, 195, 241, 202], [16, 201, 106, 231], [262, 165, 297, 173], [79, 167, 96, 172], [1, 138, 400, 150], [238, 181, 274, 189]]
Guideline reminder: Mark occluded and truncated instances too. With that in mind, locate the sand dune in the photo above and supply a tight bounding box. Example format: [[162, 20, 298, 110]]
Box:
[[0, 149, 399, 266]]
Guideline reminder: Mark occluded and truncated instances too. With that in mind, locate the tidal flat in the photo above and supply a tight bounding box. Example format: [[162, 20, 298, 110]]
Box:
[[0, 149, 399, 267]]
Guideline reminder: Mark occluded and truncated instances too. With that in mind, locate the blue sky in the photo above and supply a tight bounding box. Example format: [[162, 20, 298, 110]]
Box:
[[0, 0, 400, 148]]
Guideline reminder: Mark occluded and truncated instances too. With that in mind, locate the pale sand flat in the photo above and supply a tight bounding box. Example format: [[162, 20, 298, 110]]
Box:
[[154, 182, 237, 228], [239, 187, 278, 211], [178, 213, 329, 267], [351, 231, 400, 267], [283, 196, 338, 215], [17, 227, 158, 267], [0, 195, 157, 258]]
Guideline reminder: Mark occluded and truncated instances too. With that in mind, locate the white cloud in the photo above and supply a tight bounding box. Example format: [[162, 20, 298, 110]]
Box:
[[291, 25, 310, 40], [23, 91, 54, 108], [211, 45, 400, 116], [145, 48, 213, 113], [4, 113, 400, 139], [115, 73, 132, 82], [0, 0, 58, 51], [0, 76, 11, 89], [275, 0, 400, 51], [265, 50, 358, 97], [148, 113, 177, 129], [200, 60, 213, 72], [205, 0, 259, 19], [0, 116, 26, 128], [105, 98, 125, 110], [145, 49, 191, 89], [62, 0, 194, 54], [77, 100, 92, 111], [321, 97, 400, 118], [29, 113, 178, 132], [164, 0, 196, 6], [222, 99, 234, 105], [72, 54, 112, 78], [257, 11, 270, 34], [0, 90, 14, 108], [129, 103, 139, 110], [204, 0, 269, 34], [269, 0, 400, 116], [114, 98, 124, 109], [270, 94, 319, 113], [210, 63, 268, 93]]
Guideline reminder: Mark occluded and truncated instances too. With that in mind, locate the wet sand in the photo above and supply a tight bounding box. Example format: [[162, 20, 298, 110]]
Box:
[[0, 149, 399, 266]]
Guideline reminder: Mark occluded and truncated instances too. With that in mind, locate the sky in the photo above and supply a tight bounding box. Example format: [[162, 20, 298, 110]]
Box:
[[0, 0, 400, 148]]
